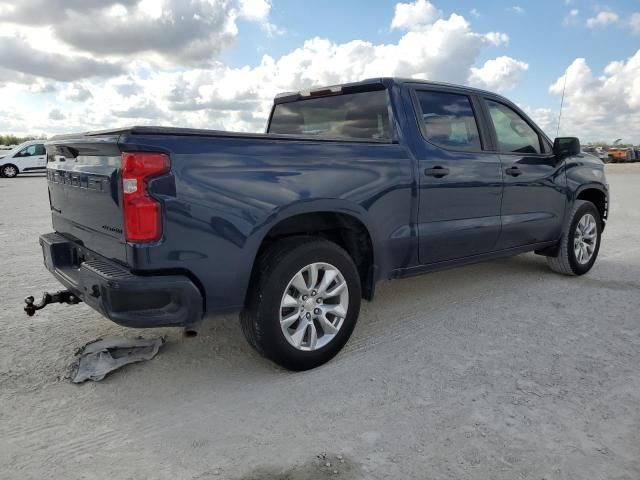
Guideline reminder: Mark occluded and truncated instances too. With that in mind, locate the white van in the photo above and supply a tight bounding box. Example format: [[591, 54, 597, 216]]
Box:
[[0, 140, 47, 178]]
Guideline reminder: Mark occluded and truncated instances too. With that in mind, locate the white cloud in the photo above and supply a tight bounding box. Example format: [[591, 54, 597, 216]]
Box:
[[484, 32, 509, 46], [0, 36, 124, 82], [585, 10, 618, 28], [238, 0, 283, 37], [563, 9, 579, 26], [48, 108, 65, 121], [469, 8, 480, 18], [391, 0, 440, 30], [0, 0, 275, 67], [547, 51, 640, 142], [631, 12, 640, 33], [469, 56, 529, 91], [509, 6, 524, 14], [62, 83, 93, 102], [0, 2, 523, 136], [526, 106, 557, 138], [238, 0, 271, 22]]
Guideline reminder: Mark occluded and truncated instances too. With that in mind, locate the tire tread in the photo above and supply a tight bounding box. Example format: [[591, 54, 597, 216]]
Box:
[[547, 200, 598, 276], [240, 236, 314, 357]]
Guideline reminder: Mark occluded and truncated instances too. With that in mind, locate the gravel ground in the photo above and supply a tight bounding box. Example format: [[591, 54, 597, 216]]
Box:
[[1, 164, 639, 480]]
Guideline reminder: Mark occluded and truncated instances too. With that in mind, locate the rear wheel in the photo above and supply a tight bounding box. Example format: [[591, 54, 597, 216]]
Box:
[[1, 164, 18, 178], [241, 237, 361, 371], [547, 200, 602, 276]]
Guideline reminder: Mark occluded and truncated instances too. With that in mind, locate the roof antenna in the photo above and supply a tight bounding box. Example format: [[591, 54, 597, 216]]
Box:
[[556, 68, 569, 138]]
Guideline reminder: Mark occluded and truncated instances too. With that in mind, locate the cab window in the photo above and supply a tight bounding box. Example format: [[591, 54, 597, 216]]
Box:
[[35, 144, 45, 155], [17, 145, 37, 157], [268, 90, 391, 140], [486, 100, 542, 154], [415, 91, 482, 151]]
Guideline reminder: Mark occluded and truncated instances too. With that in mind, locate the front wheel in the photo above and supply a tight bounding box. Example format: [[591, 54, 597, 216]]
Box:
[[1, 164, 18, 178], [547, 200, 602, 276], [241, 237, 361, 371]]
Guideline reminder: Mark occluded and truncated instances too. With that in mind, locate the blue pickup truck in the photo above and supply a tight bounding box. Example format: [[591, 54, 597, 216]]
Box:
[[32, 78, 608, 370]]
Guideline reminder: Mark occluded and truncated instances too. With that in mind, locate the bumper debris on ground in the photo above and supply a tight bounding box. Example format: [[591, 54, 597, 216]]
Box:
[[69, 336, 165, 383]]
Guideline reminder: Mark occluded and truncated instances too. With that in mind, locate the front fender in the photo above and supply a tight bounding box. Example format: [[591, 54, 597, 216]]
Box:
[[564, 153, 609, 223]]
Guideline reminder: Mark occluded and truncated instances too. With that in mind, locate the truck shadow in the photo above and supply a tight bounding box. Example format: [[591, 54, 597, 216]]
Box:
[[160, 253, 551, 376]]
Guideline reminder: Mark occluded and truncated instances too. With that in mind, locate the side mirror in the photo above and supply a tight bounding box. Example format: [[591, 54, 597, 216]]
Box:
[[553, 137, 581, 157]]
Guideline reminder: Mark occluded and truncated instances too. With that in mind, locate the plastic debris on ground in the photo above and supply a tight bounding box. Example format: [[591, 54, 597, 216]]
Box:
[[69, 336, 165, 383]]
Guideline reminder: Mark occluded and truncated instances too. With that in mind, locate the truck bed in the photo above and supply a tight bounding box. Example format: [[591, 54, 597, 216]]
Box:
[[51, 126, 394, 144]]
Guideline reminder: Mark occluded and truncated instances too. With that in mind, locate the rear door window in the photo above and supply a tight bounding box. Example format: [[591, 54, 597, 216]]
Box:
[[268, 90, 391, 140], [485, 100, 542, 154], [415, 91, 482, 151]]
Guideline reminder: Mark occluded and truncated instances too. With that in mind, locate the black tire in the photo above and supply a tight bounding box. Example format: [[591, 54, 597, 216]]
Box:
[[547, 200, 602, 276], [241, 236, 361, 371], [1, 164, 18, 178]]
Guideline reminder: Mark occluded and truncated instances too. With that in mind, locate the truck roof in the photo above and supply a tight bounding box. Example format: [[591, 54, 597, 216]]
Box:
[[50, 78, 512, 141], [274, 77, 502, 104]]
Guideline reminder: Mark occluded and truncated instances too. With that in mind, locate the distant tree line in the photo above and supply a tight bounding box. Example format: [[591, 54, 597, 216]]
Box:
[[586, 141, 637, 148], [0, 134, 47, 146]]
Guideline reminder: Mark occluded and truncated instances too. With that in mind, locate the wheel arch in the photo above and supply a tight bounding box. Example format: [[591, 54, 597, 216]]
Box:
[[575, 185, 608, 228], [247, 205, 378, 303]]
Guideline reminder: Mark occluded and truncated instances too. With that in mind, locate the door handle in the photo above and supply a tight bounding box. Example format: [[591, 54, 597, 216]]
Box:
[[424, 166, 450, 178], [505, 166, 522, 177]]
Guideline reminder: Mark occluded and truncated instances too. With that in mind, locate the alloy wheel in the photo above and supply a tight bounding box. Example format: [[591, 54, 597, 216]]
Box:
[[279, 262, 349, 351], [573, 213, 597, 264]]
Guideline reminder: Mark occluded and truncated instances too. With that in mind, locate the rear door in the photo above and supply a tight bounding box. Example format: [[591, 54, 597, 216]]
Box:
[[412, 88, 503, 264], [480, 98, 566, 249]]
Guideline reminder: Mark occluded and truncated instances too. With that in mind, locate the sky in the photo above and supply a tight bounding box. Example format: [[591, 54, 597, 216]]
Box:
[[0, 0, 639, 143]]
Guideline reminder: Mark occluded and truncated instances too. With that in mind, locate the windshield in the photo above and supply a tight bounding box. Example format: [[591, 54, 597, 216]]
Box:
[[1, 141, 34, 156], [268, 89, 391, 141]]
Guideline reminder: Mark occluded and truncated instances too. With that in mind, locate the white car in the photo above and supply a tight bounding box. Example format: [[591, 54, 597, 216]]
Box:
[[0, 140, 47, 178]]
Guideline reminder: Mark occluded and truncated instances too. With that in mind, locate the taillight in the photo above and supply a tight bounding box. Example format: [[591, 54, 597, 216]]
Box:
[[121, 152, 170, 243]]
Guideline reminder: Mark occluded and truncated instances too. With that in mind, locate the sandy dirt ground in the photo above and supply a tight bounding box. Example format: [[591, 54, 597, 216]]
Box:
[[1, 164, 639, 480]]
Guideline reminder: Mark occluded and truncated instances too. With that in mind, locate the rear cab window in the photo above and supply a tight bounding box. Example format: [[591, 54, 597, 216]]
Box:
[[414, 90, 482, 151], [268, 90, 391, 141]]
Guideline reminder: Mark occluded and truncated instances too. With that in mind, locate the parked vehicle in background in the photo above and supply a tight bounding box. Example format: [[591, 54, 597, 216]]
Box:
[[583, 146, 610, 162], [32, 78, 609, 370], [608, 147, 637, 163], [0, 140, 47, 177]]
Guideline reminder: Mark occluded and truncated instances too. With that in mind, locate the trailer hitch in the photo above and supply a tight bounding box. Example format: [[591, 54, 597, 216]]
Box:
[[24, 290, 81, 317]]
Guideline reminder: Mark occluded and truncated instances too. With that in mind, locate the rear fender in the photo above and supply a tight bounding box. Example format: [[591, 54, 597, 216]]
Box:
[[242, 199, 383, 291]]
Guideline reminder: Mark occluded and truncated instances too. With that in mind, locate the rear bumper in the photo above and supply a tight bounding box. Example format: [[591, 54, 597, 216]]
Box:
[[40, 232, 203, 328]]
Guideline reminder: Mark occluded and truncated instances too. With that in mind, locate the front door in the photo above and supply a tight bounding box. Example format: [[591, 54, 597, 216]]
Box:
[[481, 98, 567, 249], [14, 143, 46, 170], [413, 89, 503, 264]]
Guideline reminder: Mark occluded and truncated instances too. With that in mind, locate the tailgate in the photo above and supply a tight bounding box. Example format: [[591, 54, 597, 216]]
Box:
[[45, 136, 127, 264]]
